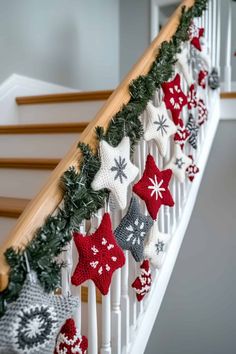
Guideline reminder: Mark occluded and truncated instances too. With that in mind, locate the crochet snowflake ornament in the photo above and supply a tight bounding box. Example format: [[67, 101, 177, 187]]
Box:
[[186, 155, 200, 182], [144, 221, 171, 269], [71, 213, 125, 295], [162, 73, 188, 125], [186, 113, 199, 150], [187, 84, 197, 111], [165, 144, 192, 183], [174, 118, 191, 150], [54, 318, 88, 354], [176, 46, 194, 87], [133, 154, 174, 220], [197, 98, 208, 125], [189, 22, 204, 51], [114, 197, 153, 262], [131, 260, 152, 302], [198, 70, 208, 89], [144, 101, 177, 156], [0, 273, 79, 354], [91, 136, 139, 209]]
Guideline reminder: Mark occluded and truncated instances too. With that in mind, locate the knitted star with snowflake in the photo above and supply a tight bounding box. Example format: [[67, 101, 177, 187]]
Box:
[[0, 272, 79, 354], [197, 98, 208, 125], [186, 113, 199, 149], [144, 101, 177, 156], [187, 84, 197, 111], [144, 221, 171, 269], [133, 154, 174, 220], [176, 45, 194, 87], [54, 318, 88, 354], [165, 144, 192, 183], [186, 155, 200, 182], [174, 118, 191, 150], [114, 197, 153, 262], [162, 73, 188, 125], [71, 213, 125, 295], [131, 260, 152, 302], [91, 136, 139, 209], [189, 22, 204, 51]]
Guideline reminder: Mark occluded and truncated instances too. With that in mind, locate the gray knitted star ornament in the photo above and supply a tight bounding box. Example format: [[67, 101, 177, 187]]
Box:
[[114, 197, 153, 262], [0, 273, 80, 354]]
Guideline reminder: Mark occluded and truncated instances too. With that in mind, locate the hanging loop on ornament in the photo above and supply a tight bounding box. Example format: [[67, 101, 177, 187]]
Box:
[[105, 195, 110, 214], [24, 251, 36, 283]]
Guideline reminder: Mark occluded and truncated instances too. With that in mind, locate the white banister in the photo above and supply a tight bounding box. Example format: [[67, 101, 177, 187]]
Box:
[[224, 0, 232, 91], [88, 281, 98, 354], [101, 291, 112, 354], [121, 250, 130, 352]]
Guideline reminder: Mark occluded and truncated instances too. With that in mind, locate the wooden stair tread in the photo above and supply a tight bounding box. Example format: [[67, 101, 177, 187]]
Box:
[[220, 92, 236, 99], [0, 197, 29, 218], [16, 90, 114, 105], [0, 122, 89, 134], [0, 158, 60, 170]]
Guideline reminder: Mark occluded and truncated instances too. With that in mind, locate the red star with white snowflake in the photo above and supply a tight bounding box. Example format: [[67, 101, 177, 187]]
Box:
[[71, 213, 125, 295], [189, 22, 204, 51], [133, 154, 174, 220], [54, 318, 88, 354], [198, 70, 208, 89], [131, 260, 152, 302], [197, 98, 208, 125], [174, 118, 191, 150], [186, 155, 199, 182], [187, 83, 197, 110], [162, 73, 188, 125]]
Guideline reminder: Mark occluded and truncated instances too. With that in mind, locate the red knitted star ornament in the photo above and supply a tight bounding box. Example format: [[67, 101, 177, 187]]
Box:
[[133, 154, 174, 220], [187, 84, 197, 110], [197, 98, 208, 125], [71, 213, 125, 295], [189, 22, 204, 51], [186, 155, 199, 182], [132, 260, 152, 302], [162, 73, 187, 125], [198, 70, 208, 89], [174, 118, 190, 150], [54, 318, 88, 354]]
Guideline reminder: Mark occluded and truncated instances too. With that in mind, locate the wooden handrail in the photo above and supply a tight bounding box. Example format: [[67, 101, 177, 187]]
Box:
[[0, 0, 194, 291]]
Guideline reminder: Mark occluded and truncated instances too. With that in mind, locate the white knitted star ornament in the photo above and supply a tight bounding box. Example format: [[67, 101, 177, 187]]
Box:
[[144, 101, 177, 157], [165, 144, 192, 183], [144, 221, 171, 269], [91, 136, 139, 209], [176, 45, 194, 87], [0, 273, 80, 354]]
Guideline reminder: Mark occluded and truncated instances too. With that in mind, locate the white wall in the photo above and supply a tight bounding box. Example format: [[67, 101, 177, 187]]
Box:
[[0, 0, 119, 90]]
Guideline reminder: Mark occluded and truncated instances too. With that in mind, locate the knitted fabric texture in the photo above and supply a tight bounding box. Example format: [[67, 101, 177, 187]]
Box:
[[0, 273, 80, 354], [54, 318, 88, 354], [144, 101, 177, 157], [186, 113, 199, 150], [197, 98, 208, 125], [131, 260, 152, 302], [208, 68, 220, 90], [165, 144, 192, 183], [144, 221, 171, 269], [198, 69, 208, 89], [162, 73, 188, 125], [114, 197, 153, 262], [71, 213, 125, 295], [186, 155, 200, 182], [189, 22, 204, 51], [187, 84, 197, 111], [133, 154, 174, 220], [174, 118, 191, 150], [176, 45, 194, 87], [91, 136, 139, 210]]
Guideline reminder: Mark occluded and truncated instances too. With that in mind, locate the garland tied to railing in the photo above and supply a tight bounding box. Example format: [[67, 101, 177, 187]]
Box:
[[0, 0, 208, 317]]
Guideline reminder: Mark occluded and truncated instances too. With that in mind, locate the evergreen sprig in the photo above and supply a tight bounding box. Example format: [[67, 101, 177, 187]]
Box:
[[0, 0, 208, 317]]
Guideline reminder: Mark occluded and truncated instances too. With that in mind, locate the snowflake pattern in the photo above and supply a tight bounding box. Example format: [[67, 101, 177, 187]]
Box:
[[174, 119, 191, 150], [89, 237, 117, 275], [132, 260, 152, 302], [148, 175, 165, 200], [165, 144, 192, 183], [187, 84, 197, 110], [110, 156, 128, 183], [197, 99, 208, 126], [154, 114, 169, 136], [169, 86, 184, 110], [175, 158, 185, 169], [155, 240, 165, 255], [186, 113, 199, 149]]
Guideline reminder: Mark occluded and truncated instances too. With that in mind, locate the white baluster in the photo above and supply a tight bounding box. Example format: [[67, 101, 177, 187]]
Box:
[[150, 0, 160, 42], [61, 240, 73, 296], [212, 0, 217, 67], [129, 254, 137, 339], [101, 291, 112, 354], [121, 250, 130, 352], [216, 0, 221, 71], [224, 0, 232, 91]]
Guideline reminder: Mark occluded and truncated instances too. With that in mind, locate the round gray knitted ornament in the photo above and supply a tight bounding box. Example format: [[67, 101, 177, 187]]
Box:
[[208, 68, 220, 90], [0, 272, 80, 354]]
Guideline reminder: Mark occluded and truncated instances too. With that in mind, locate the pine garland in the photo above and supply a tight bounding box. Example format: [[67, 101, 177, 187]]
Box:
[[0, 0, 208, 317]]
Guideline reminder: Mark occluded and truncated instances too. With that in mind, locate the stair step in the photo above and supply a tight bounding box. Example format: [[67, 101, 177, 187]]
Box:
[[0, 197, 29, 218], [0, 122, 88, 134], [16, 90, 113, 105], [0, 158, 60, 170], [220, 92, 236, 99]]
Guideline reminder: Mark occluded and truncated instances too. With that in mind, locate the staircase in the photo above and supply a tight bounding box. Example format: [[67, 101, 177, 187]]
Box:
[[0, 0, 234, 353]]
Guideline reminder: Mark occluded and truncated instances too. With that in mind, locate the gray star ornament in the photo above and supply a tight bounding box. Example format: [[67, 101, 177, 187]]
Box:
[[0, 273, 80, 354], [114, 197, 153, 262]]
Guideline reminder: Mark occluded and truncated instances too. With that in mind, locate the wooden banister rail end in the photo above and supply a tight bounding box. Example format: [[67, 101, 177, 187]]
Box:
[[0, 0, 195, 292]]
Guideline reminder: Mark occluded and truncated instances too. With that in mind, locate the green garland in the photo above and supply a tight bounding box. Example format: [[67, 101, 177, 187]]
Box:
[[0, 0, 208, 317]]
